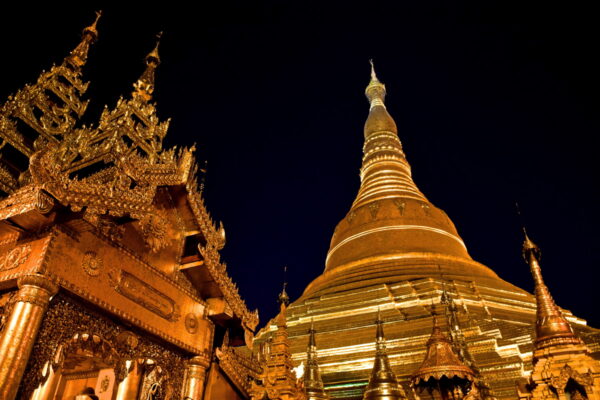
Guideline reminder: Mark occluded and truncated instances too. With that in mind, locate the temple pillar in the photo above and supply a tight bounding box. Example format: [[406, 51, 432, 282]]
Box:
[[114, 359, 144, 400], [181, 355, 211, 400], [0, 274, 59, 400], [30, 363, 61, 400]]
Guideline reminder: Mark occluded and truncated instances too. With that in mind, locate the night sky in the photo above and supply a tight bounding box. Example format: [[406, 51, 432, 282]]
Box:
[[1, 3, 599, 327]]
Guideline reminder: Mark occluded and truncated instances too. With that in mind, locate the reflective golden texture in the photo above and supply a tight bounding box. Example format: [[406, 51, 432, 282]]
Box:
[[440, 290, 496, 400], [305, 321, 329, 400], [522, 233, 582, 349], [251, 300, 306, 400], [363, 311, 406, 400], [411, 316, 479, 399], [0, 15, 257, 399], [318, 62, 495, 288], [257, 66, 600, 400], [0, 275, 58, 400], [518, 233, 600, 400], [181, 356, 211, 400]]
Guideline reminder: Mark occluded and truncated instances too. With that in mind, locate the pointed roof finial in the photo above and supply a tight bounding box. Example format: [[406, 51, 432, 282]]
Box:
[[147, 31, 162, 65], [369, 59, 379, 82], [84, 10, 102, 40], [132, 32, 163, 101], [365, 59, 386, 108], [278, 265, 290, 306], [67, 11, 102, 68]]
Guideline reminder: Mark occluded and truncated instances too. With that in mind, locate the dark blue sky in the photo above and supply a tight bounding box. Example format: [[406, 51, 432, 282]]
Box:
[[1, 2, 599, 327]]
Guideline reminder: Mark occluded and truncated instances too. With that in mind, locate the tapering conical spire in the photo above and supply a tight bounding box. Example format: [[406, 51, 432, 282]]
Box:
[[363, 309, 406, 400], [319, 61, 478, 279], [67, 11, 101, 68], [305, 319, 329, 400], [358, 60, 425, 207], [250, 288, 305, 400], [132, 32, 162, 101], [522, 231, 583, 349]]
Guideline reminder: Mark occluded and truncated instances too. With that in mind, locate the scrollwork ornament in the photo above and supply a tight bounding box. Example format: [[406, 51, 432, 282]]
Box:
[[0, 244, 32, 271]]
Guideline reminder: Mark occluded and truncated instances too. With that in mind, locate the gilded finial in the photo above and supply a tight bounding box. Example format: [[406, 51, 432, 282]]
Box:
[[369, 59, 379, 82], [84, 10, 102, 40], [132, 32, 163, 101], [147, 31, 162, 65], [516, 203, 541, 262], [278, 266, 290, 306], [365, 59, 386, 109], [67, 11, 102, 68]]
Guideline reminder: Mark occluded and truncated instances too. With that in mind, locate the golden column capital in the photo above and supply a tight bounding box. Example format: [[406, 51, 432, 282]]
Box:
[[188, 354, 211, 369], [182, 354, 211, 400], [17, 273, 59, 293]]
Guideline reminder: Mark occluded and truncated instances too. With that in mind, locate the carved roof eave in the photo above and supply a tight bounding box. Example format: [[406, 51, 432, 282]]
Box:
[[0, 141, 258, 331], [411, 365, 475, 385], [216, 346, 261, 396], [184, 170, 259, 332]]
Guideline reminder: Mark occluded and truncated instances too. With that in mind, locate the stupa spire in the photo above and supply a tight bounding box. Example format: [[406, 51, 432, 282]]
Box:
[[363, 309, 406, 400], [250, 286, 305, 400], [132, 32, 162, 101], [521, 230, 583, 349], [358, 60, 425, 207], [320, 62, 474, 276], [304, 319, 329, 400]]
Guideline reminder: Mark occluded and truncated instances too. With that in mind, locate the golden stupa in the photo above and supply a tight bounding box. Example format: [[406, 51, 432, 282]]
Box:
[[256, 63, 600, 399]]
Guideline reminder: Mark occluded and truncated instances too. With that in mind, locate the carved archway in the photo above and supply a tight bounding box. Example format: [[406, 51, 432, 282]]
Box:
[[31, 332, 126, 400]]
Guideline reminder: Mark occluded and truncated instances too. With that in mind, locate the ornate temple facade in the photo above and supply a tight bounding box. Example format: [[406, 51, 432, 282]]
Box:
[[255, 65, 600, 399], [0, 15, 260, 400]]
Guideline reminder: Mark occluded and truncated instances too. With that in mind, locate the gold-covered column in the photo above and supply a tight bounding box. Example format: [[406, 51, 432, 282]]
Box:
[[182, 355, 211, 400], [0, 274, 58, 400]]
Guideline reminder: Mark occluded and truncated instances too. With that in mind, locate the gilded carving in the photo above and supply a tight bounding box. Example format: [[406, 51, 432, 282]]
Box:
[[550, 365, 594, 391], [116, 331, 140, 351], [138, 211, 169, 253], [185, 313, 199, 334], [368, 201, 380, 219], [0, 244, 32, 271], [393, 199, 406, 215], [99, 375, 110, 393], [347, 210, 356, 224], [112, 269, 180, 322], [0, 291, 16, 334], [19, 294, 187, 399], [82, 250, 102, 277]]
